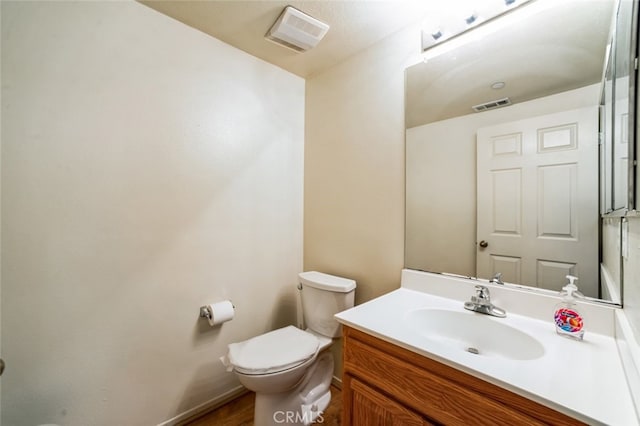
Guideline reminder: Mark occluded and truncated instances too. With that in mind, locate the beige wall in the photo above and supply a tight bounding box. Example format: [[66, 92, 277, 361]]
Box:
[[1, 2, 304, 425], [304, 25, 419, 306], [303, 23, 421, 381], [405, 84, 600, 278]]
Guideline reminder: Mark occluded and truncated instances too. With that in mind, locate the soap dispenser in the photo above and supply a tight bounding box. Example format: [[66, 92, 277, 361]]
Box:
[[553, 275, 585, 341]]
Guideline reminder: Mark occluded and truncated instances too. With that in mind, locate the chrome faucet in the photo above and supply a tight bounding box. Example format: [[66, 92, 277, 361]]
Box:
[[464, 285, 506, 318]]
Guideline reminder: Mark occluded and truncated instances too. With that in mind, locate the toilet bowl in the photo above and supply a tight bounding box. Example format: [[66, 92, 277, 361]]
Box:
[[223, 272, 356, 426]]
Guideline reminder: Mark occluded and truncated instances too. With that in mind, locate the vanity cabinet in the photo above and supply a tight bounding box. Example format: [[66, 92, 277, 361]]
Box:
[[342, 326, 585, 426]]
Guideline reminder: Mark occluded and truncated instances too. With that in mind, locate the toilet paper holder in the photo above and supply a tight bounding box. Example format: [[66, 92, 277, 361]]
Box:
[[199, 306, 213, 320], [199, 301, 235, 320]]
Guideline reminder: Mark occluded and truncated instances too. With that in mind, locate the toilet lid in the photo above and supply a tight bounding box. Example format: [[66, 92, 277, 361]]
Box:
[[228, 326, 319, 375]]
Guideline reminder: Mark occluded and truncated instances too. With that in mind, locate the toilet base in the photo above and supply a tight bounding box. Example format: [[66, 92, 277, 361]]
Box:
[[253, 351, 334, 426]]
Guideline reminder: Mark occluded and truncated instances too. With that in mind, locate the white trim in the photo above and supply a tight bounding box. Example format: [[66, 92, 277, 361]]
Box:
[[616, 310, 640, 422], [331, 375, 342, 390], [156, 386, 248, 426]]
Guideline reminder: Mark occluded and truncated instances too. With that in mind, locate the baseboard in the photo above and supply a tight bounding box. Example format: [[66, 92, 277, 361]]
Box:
[[157, 385, 248, 426], [331, 375, 342, 390]]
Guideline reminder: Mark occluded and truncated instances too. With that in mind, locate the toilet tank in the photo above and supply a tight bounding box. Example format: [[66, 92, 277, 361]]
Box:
[[299, 271, 356, 338]]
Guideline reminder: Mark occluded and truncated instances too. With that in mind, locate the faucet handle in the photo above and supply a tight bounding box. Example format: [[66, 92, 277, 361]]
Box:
[[475, 285, 490, 300], [490, 272, 504, 285]]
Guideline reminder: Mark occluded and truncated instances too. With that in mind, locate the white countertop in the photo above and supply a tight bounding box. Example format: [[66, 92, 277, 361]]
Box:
[[335, 285, 638, 425]]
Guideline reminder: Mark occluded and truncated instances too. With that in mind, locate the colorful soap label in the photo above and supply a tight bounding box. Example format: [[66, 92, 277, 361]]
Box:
[[554, 308, 583, 333]]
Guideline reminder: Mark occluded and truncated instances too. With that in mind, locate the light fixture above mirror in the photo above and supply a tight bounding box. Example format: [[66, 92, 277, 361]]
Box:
[[421, 0, 535, 59]]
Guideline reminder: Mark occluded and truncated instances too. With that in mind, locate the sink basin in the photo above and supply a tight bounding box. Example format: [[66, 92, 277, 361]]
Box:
[[405, 308, 545, 360]]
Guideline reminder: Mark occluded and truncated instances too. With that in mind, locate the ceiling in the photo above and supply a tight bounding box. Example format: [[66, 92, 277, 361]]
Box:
[[139, 0, 432, 78], [139, 0, 615, 126]]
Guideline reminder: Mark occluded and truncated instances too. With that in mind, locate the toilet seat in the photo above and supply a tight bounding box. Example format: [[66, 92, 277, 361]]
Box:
[[227, 326, 319, 375]]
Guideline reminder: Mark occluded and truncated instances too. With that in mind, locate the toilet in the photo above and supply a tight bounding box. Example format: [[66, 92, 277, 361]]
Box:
[[223, 271, 356, 426]]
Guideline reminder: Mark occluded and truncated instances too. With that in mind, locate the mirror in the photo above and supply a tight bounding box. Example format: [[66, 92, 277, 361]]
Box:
[[405, 0, 625, 303]]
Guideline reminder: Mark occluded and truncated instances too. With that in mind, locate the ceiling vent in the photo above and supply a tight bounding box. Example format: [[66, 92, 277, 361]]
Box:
[[472, 97, 512, 112], [266, 6, 330, 52]]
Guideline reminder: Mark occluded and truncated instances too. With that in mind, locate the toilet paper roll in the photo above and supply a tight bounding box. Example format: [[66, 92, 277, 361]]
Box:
[[207, 300, 235, 326]]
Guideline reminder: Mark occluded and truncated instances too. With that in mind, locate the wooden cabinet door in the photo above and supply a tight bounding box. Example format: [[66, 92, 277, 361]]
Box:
[[349, 377, 433, 426]]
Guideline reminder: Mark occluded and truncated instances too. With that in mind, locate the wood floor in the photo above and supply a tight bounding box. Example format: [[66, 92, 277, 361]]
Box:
[[185, 385, 342, 426]]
